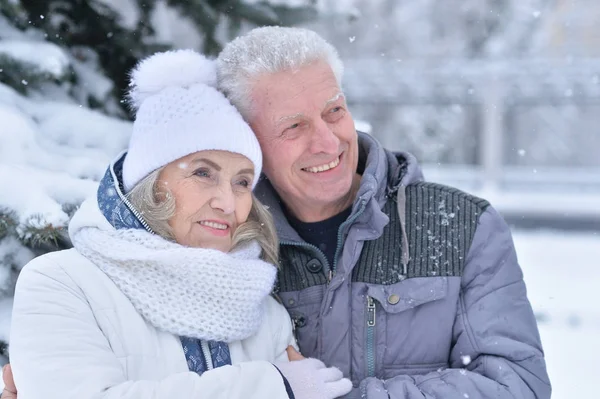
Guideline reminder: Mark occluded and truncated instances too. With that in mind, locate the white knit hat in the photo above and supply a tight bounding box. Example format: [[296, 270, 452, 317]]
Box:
[[122, 49, 262, 193]]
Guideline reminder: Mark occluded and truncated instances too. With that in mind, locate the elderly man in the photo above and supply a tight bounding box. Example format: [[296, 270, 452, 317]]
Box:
[[217, 27, 551, 399], [3, 27, 550, 398]]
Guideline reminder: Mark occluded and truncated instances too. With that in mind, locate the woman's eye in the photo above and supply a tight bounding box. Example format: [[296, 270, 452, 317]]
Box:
[[194, 168, 211, 178], [237, 179, 250, 188]]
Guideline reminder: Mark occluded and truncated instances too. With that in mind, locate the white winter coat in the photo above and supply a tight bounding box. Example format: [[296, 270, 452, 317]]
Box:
[[9, 246, 296, 399]]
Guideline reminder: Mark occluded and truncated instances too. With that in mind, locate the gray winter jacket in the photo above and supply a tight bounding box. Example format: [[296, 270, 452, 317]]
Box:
[[256, 133, 551, 398]]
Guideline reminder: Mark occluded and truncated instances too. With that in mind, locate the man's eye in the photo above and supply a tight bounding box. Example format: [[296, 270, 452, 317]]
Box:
[[289, 123, 300, 129], [324, 106, 345, 123], [238, 179, 250, 188]]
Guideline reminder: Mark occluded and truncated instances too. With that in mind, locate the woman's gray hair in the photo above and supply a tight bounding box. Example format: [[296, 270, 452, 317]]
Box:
[[216, 26, 344, 119], [126, 168, 279, 266]]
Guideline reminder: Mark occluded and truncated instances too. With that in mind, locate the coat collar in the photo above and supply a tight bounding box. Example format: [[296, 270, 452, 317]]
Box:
[[96, 151, 152, 232]]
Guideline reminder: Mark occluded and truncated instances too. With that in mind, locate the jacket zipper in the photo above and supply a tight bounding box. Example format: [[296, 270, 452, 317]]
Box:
[[280, 198, 368, 283], [366, 295, 377, 377], [111, 164, 154, 234], [331, 198, 368, 281], [201, 341, 214, 371], [281, 198, 370, 377]]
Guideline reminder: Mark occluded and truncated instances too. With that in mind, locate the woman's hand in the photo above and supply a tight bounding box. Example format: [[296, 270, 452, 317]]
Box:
[[275, 357, 352, 399], [2, 364, 17, 399], [278, 348, 351, 399], [286, 345, 305, 361]]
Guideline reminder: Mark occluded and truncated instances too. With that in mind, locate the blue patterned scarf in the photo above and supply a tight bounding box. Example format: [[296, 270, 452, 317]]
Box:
[[97, 153, 232, 374]]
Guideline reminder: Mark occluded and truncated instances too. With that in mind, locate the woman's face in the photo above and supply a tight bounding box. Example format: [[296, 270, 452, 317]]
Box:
[[157, 150, 254, 252]]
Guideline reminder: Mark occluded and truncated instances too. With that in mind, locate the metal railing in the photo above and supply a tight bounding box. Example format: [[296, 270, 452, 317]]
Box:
[[345, 58, 600, 228]]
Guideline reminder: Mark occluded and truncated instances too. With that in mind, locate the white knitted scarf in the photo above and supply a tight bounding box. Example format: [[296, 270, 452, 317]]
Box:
[[70, 205, 277, 343]]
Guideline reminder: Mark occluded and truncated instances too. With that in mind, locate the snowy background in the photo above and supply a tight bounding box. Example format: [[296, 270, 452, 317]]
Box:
[[1, 0, 599, 397]]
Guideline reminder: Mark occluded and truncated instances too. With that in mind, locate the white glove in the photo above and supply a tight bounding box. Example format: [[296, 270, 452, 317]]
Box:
[[275, 358, 353, 399]]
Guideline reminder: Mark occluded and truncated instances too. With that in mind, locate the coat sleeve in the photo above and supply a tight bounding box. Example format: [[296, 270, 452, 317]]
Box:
[[352, 206, 551, 399], [9, 256, 292, 399], [267, 296, 300, 363]]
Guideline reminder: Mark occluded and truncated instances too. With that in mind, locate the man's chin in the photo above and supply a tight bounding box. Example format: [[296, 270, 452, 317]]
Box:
[[306, 184, 355, 208]]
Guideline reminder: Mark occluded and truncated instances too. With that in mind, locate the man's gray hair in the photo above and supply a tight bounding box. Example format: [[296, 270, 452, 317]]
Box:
[[216, 26, 344, 119]]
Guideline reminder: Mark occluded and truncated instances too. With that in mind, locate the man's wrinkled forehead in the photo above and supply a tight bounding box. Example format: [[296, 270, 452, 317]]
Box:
[[247, 62, 344, 123]]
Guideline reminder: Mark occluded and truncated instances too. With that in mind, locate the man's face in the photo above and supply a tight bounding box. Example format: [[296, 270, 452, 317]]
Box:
[[248, 61, 359, 222]]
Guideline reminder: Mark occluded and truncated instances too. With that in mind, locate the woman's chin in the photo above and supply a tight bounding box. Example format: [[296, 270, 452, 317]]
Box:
[[174, 227, 232, 252], [187, 237, 232, 253]]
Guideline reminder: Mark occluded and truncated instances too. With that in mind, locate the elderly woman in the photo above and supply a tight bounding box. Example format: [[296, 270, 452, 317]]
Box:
[[8, 50, 351, 399]]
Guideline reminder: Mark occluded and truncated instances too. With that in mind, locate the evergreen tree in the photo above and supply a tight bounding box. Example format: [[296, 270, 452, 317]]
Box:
[[0, 0, 319, 362]]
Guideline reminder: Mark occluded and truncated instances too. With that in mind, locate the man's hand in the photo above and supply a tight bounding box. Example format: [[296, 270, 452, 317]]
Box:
[[286, 345, 305, 361], [2, 364, 17, 399]]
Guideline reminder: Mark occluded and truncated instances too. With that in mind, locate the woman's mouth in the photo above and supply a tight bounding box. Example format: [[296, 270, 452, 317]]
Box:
[[198, 220, 230, 236]]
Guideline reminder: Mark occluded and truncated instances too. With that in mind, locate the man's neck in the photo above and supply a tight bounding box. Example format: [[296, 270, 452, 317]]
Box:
[[282, 173, 362, 223]]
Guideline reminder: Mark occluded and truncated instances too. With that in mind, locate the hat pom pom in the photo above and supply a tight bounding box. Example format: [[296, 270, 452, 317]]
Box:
[[127, 49, 217, 111]]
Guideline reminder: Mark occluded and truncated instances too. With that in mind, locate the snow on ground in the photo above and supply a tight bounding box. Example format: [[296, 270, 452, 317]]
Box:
[[514, 229, 600, 398], [538, 324, 597, 398]]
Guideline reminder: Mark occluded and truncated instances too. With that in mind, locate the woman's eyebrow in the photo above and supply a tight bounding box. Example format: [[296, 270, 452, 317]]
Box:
[[190, 158, 221, 171], [237, 168, 254, 175]]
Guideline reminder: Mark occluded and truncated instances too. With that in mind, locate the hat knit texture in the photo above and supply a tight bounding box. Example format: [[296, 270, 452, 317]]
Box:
[[122, 49, 262, 192]]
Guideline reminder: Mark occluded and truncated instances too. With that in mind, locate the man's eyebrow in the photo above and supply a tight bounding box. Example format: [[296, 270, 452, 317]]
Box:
[[324, 92, 345, 107], [190, 158, 221, 171], [276, 113, 304, 125]]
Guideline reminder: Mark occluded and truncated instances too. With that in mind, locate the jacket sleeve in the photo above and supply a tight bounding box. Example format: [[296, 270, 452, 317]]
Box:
[[268, 296, 300, 363], [352, 206, 551, 399], [9, 256, 292, 399]]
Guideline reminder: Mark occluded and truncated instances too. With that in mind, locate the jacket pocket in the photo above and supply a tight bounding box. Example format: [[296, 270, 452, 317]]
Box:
[[278, 285, 325, 358], [365, 277, 456, 371], [366, 277, 448, 314]]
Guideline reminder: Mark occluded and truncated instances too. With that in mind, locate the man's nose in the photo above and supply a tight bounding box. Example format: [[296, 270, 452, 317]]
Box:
[[309, 120, 340, 154]]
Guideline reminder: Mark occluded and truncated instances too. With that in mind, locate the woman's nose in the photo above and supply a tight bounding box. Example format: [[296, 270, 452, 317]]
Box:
[[210, 185, 235, 214]]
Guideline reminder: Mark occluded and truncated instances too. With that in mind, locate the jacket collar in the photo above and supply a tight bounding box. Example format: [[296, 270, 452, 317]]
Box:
[[96, 151, 152, 232]]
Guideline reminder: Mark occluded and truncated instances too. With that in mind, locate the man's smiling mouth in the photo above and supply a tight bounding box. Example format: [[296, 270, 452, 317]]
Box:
[[302, 155, 341, 173]]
